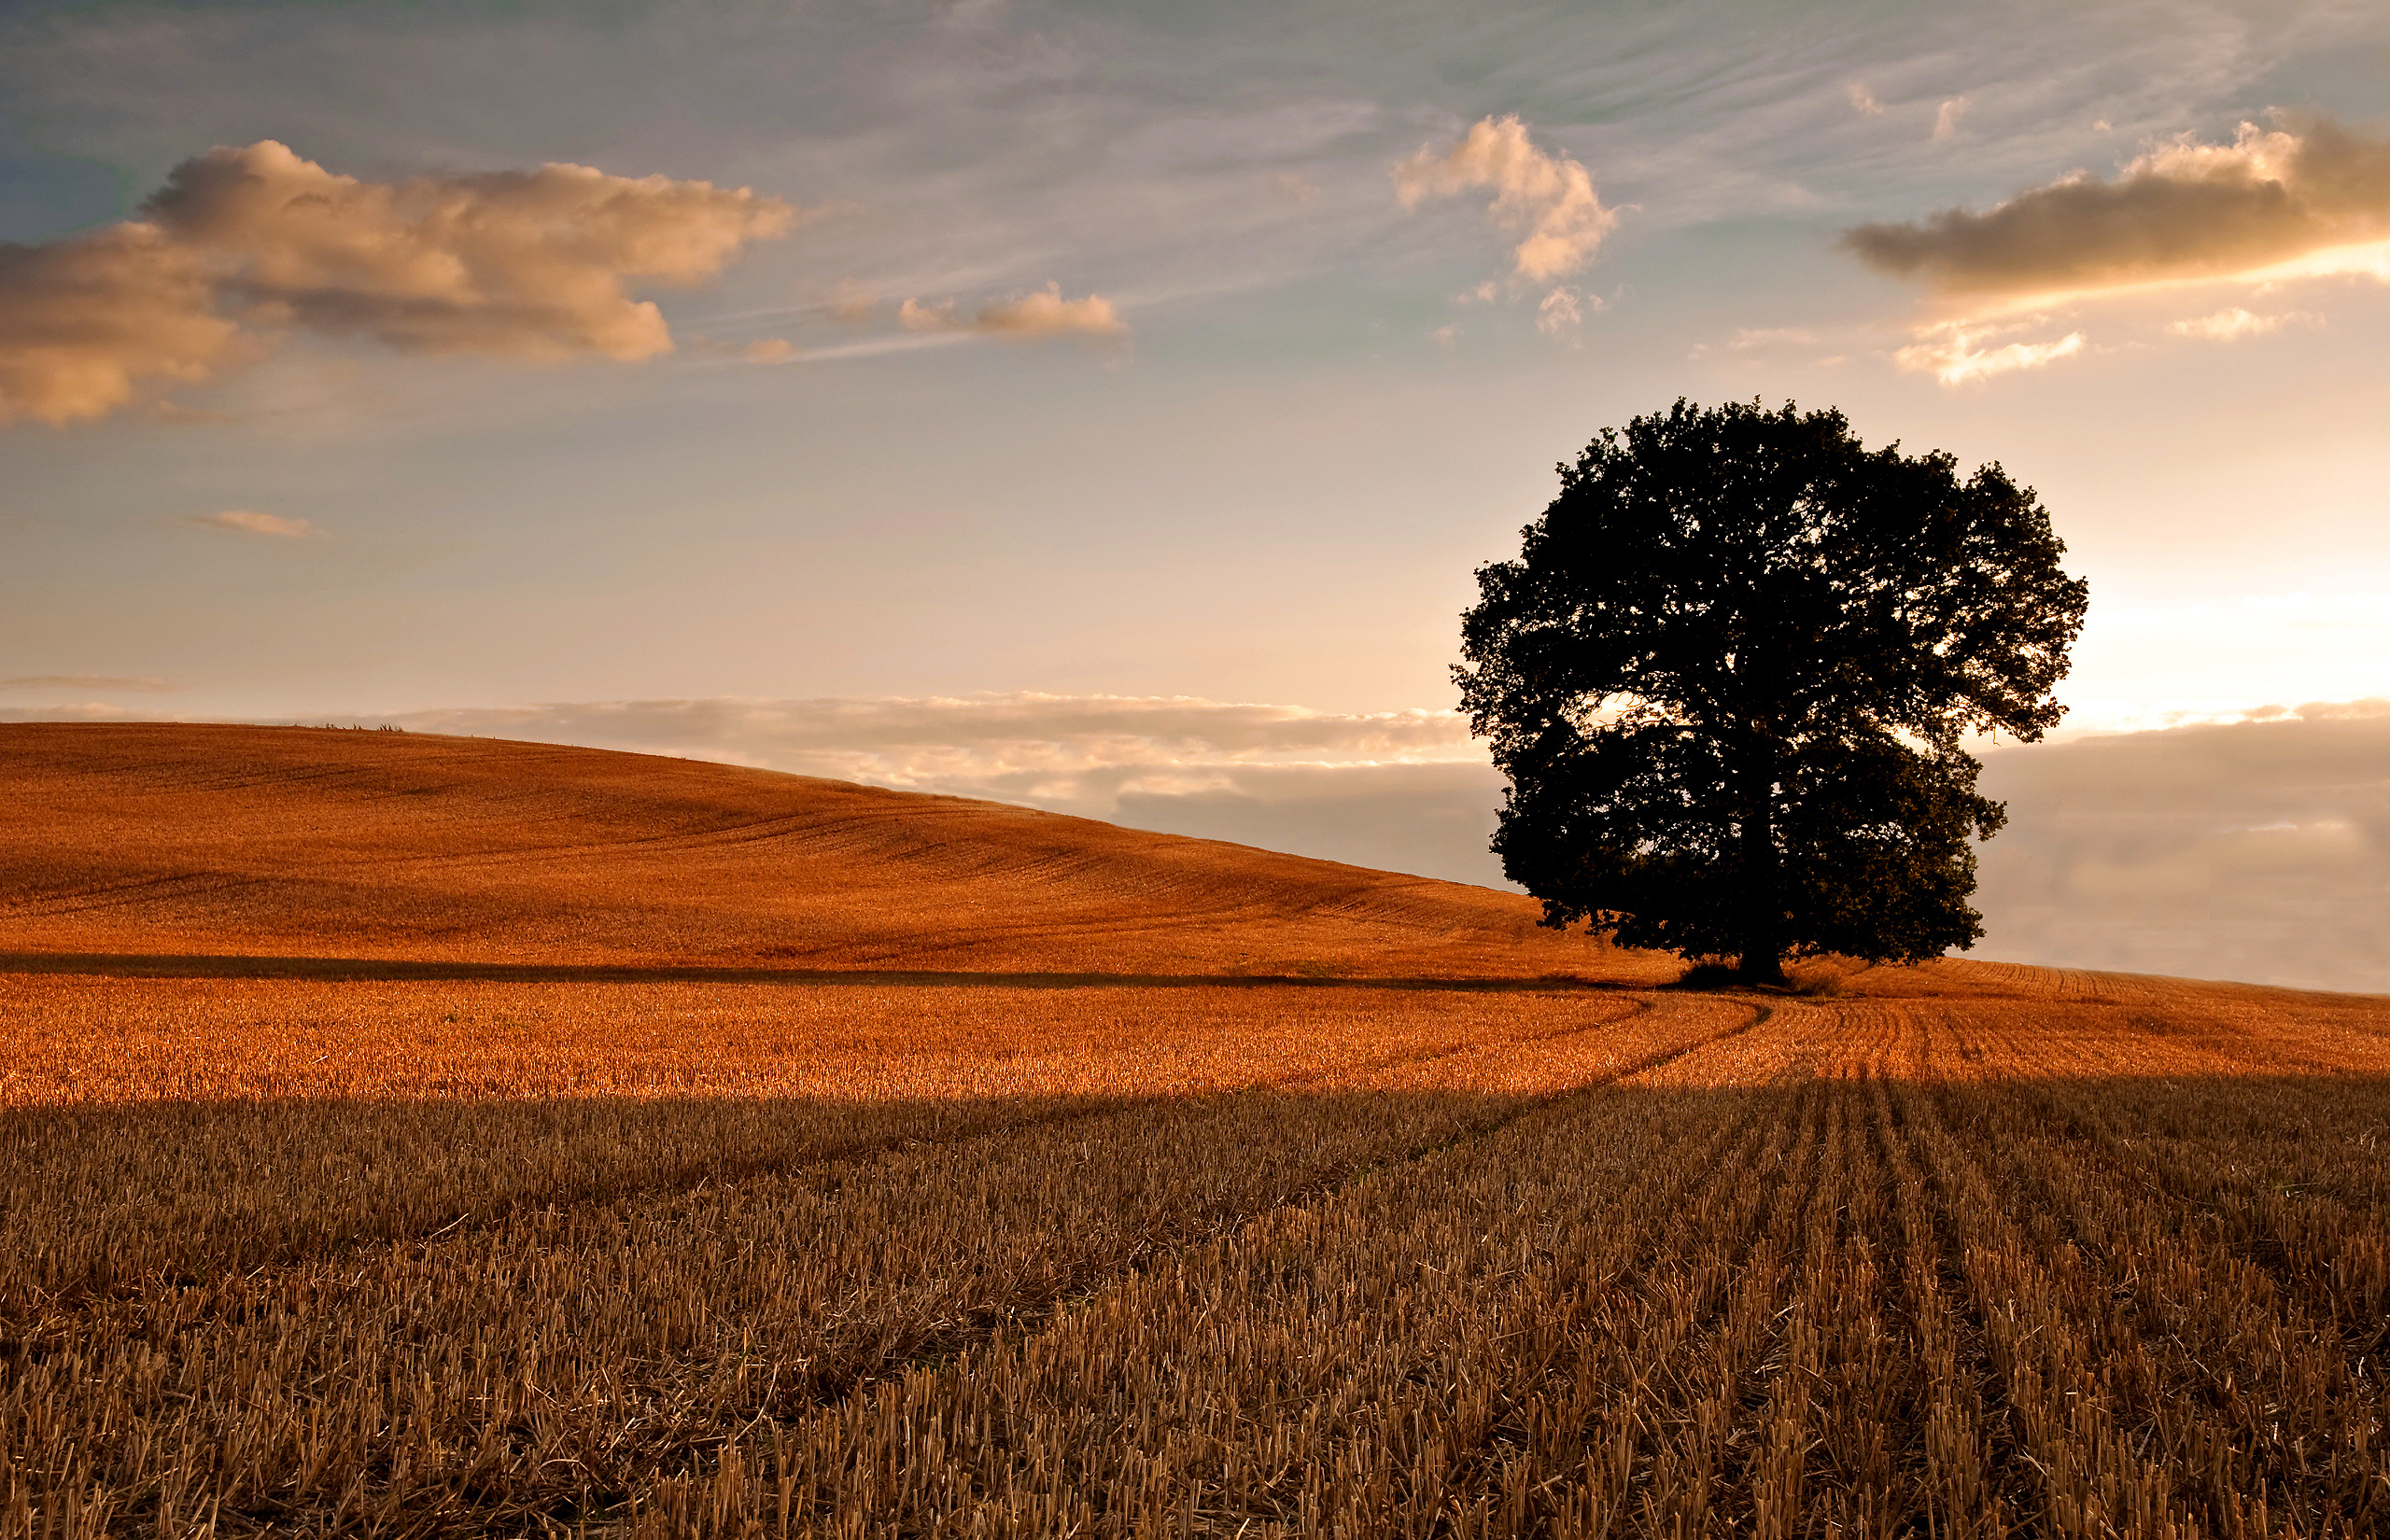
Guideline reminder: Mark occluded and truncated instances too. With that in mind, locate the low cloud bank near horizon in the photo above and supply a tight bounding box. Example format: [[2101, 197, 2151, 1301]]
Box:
[[372, 693, 2390, 992], [369, 692, 1511, 887], [1845, 116, 2390, 301], [0, 140, 794, 425], [331, 692, 1494, 875], [1973, 701, 2390, 994], [7, 693, 2386, 992]]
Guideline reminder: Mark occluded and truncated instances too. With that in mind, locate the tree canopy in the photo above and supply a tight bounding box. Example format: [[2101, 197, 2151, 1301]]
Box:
[[1455, 399, 2088, 983]]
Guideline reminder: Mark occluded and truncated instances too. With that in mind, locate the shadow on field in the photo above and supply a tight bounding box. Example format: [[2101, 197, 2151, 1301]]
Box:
[[0, 950, 1638, 992], [8, 1072, 2390, 1536], [10, 1071, 2387, 1307]]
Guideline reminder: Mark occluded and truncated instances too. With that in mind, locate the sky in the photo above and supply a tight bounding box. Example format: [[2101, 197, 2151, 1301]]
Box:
[[5, 0, 2388, 990]]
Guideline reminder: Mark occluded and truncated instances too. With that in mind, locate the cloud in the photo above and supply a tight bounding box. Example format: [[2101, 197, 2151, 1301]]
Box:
[[0, 140, 796, 425], [9, 686, 1514, 886], [1107, 762, 1508, 887], [189, 509, 320, 538], [375, 692, 1479, 785], [1975, 701, 2390, 993], [0, 222, 246, 427], [825, 284, 878, 324], [1931, 98, 1968, 143], [1846, 83, 1884, 117], [1535, 287, 1584, 338], [369, 691, 1505, 885], [742, 337, 798, 363], [1729, 327, 1817, 349], [2164, 305, 2316, 340], [1394, 115, 1619, 284], [896, 284, 1127, 340], [1843, 116, 2390, 301], [18, 684, 2389, 989], [1893, 320, 2085, 384]]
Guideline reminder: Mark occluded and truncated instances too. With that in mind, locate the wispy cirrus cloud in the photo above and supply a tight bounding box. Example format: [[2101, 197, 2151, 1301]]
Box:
[[0, 140, 797, 425], [896, 284, 1127, 341]]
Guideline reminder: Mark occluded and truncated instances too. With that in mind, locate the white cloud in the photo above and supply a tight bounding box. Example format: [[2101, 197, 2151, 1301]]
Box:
[[2163, 306, 2317, 340], [377, 692, 1480, 788], [897, 284, 1127, 340], [1932, 98, 1968, 143], [0, 140, 797, 425], [1846, 82, 1884, 117], [190, 509, 320, 539], [1892, 320, 2085, 384], [1394, 115, 1618, 284]]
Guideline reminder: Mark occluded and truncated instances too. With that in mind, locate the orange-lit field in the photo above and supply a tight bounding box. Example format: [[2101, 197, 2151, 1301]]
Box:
[[3, 726, 2387, 1537], [0, 722, 1645, 979]]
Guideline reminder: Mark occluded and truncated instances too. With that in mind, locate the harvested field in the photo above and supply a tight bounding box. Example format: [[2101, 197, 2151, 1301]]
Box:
[[0, 723, 1659, 980], [3, 726, 2387, 1537]]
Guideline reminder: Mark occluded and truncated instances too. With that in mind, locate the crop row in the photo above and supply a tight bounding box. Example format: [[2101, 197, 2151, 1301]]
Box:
[[4, 981, 2386, 1535], [656, 1064, 2388, 1538], [1, 991, 1744, 1533]]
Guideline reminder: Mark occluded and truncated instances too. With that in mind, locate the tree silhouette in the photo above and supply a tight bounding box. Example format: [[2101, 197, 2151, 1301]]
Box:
[[1455, 399, 2088, 984]]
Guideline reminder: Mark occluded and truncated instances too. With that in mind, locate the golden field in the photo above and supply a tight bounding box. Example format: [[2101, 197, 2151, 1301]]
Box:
[[2, 725, 2386, 1537]]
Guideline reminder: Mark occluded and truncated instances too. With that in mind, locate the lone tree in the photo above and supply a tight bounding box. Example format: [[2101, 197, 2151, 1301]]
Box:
[[1455, 399, 2087, 985]]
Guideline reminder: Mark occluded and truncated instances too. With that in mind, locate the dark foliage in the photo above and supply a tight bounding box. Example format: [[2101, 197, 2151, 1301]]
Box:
[[1455, 399, 2087, 982]]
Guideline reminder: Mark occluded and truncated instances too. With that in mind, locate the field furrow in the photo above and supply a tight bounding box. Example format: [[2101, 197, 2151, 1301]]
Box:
[[0, 980, 1670, 1317], [645, 1083, 1783, 1537], [3, 991, 1766, 1533], [11, 725, 2390, 1537]]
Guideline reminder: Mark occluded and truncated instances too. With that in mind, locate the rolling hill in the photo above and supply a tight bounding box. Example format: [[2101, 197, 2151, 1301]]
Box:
[[0, 721, 1649, 979], [8, 721, 2390, 1535]]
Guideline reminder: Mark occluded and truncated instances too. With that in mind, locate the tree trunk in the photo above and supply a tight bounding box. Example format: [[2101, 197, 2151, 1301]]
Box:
[[1737, 937, 1786, 987], [1737, 735, 1788, 987]]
